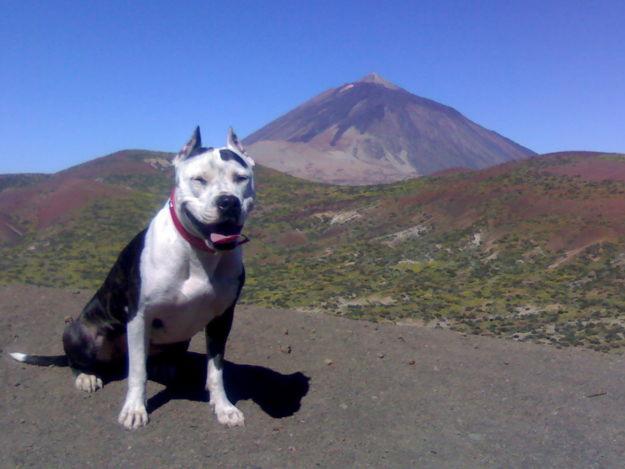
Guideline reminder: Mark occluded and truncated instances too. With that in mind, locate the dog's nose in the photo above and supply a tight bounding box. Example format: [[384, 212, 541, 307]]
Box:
[[216, 195, 241, 216]]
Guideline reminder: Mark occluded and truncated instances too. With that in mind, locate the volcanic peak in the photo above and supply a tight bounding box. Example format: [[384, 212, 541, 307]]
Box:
[[357, 72, 401, 90]]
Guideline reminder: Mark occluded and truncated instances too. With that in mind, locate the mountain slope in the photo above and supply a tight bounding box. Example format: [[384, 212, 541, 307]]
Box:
[[244, 73, 535, 184], [0, 150, 172, 243], [1, 150, 625, 351]]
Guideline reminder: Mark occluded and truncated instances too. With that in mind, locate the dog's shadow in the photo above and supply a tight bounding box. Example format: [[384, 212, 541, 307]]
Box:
[[141, 352, 310, 419]]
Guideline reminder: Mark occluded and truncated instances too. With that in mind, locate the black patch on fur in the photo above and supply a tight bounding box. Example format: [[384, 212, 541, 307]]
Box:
[[188, 146, 213, 158], [219, 149, 248, 168], [63, 229, 147, 372], [83, 228, 146, 325], [12, 354, 68, 367], [63, 321, 98, 372]]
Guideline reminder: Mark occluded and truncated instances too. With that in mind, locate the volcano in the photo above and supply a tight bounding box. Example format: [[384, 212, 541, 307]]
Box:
[[244, 73, 535, 184]]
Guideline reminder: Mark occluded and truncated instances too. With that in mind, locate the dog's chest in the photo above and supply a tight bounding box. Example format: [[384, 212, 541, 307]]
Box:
[[146, 265, 240, 345]]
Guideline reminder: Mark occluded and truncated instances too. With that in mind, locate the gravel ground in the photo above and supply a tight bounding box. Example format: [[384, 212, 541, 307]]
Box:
[[2, 284, 625, 468]]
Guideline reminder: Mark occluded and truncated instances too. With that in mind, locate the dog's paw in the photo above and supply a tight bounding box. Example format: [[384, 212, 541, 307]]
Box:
[[213, 402, 245, 427], [74, 373, 103, 393], [118, 402, 149, 430]]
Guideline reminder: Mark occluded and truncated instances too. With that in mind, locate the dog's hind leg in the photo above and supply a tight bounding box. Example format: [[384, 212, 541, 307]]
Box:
[[63, 320, 103, 392], [205, 304, 244, 427]]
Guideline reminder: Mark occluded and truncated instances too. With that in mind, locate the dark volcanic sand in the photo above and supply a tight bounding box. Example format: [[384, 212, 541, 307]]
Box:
[[2, 284, 625, 467]]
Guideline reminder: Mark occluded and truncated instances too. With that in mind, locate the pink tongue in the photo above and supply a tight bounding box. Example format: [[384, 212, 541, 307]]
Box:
[[210, 233, 242, 245]]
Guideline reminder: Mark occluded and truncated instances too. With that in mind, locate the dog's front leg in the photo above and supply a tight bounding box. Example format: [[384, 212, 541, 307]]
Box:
[[118, 309, 149, 429], [205, 305, 244, 427]]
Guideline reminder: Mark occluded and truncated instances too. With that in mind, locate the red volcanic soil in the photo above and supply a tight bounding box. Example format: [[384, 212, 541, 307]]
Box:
[[428, 167, 474, 177], [543, 158, 625, 182], [59, 150, 168, 179], [547, 225, 619, 252], [278, 230, 309, 247], [0, 177, 130, 229], [0, 213, 24, 243], [372, 152, 625, 253], [0, 150, 165, 235], [38, 178, 130, 228]]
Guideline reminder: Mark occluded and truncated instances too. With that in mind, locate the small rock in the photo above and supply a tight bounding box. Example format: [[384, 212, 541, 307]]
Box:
[[324, 358, 334, 366], [407, 359, 416, 366], [64, 316, 73, 324], [284, 328, 289, 335], [377, 353, 385, 359], [339, 403, 348, 410], [280, 345, 292, 354]]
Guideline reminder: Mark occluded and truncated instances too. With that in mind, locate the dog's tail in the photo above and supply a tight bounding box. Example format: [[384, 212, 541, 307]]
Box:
[[10, 352, 68, 367]]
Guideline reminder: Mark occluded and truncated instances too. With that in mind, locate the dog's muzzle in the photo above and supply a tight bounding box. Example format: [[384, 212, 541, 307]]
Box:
[[215, 195, 241, 220], [183, 206, 244, 249], [169, 190, 248, 252]]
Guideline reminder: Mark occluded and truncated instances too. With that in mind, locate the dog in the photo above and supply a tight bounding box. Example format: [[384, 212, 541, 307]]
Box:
[[10, 126, 255, 429]]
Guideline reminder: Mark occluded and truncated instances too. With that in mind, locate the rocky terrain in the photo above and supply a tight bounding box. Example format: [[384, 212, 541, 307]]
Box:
[[2, 285, 625, 467]]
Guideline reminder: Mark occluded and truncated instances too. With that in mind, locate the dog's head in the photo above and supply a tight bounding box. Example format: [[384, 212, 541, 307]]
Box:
[[172, 126, 255, 251]]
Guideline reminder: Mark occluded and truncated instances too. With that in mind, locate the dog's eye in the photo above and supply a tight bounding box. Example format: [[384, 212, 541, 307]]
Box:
[[234, 175, 249, 184], [192, 177, 207, 185]]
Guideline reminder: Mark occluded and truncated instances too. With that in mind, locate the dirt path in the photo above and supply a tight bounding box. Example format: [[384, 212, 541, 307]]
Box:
[[2, 285, 625, 467]]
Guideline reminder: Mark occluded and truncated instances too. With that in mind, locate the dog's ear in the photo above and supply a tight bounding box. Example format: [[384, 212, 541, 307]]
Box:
[[227, 127, 255, 167], [175, 126, 202, 164], [227, 127, 245, 154]]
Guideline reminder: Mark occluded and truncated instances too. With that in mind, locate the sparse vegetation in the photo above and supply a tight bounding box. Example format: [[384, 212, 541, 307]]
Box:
[[1, 152, 625, 352]]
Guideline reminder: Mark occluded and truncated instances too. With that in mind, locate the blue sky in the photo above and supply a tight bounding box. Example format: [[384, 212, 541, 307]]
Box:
[[1, 0, 624, 173]]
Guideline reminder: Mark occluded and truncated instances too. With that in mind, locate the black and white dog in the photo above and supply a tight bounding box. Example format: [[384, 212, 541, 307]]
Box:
[[11, 127, 255, 429]]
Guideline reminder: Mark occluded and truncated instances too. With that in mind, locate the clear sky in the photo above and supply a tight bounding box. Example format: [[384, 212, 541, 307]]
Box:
[[1, 0, 624, 173]]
